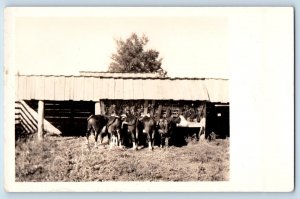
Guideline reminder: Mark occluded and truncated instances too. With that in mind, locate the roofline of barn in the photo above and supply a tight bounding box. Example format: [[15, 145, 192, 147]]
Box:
[[15, 73, 229, 103]]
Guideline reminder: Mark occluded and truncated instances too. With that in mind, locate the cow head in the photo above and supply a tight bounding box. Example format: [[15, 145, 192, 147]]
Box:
[[157, 118, 169, 135]]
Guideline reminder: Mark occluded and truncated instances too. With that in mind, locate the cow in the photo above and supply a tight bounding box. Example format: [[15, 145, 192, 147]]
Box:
[[86, 115, 108, 148], [120, 113, 139, 150], [106, 116, 122, 149], [86, 114, 122, 149], [157, 118, 169, 148], [119, 106, 143, 150], [157, 115, 181, 148], [138, 115, 156, 151]]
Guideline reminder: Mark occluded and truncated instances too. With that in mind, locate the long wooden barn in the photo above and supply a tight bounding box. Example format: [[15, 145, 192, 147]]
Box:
[[15, 72, 229, 140]]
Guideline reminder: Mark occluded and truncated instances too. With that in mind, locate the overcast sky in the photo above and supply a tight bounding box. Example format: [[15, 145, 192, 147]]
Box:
[[14, 11, 229, 78]]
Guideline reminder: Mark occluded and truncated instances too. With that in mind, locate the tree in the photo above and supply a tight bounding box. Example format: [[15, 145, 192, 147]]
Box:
[[108, 33, 167, 76]]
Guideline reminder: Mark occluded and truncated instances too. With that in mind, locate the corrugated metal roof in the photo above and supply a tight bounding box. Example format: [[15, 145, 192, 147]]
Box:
[[79, 71, 161, 78], [15, 75, 229, 103], [204, 79, 229, 103]]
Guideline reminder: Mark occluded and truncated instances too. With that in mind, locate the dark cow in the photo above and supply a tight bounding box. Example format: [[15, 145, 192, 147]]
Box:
[[157, 115, 181, 148], [86, 115, 108, 147], [120, 114, 139, 150], [138, 115, 156, 151], [157, 118, 169, 148], [120, 106, 143, 150]]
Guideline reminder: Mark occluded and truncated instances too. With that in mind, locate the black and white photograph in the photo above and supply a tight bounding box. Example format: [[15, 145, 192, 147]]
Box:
[[4, 7, 293, 192]]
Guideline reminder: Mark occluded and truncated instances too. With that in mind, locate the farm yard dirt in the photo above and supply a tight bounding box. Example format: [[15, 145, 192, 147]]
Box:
[[15, 136, 229, 182]]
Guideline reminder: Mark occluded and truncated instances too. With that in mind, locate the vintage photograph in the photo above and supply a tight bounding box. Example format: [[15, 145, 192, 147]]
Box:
[[12, 8, 230, 182], [4, 7, 294, 192]]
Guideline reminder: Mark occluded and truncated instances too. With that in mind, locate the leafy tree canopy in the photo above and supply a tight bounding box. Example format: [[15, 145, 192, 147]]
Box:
[[108, 33, 166, 77]]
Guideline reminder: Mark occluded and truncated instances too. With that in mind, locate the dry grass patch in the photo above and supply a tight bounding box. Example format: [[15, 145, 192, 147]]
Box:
[[15, 136, 229, 181]]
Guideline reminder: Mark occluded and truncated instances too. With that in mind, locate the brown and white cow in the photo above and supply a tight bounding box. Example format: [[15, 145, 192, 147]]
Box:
[[86, 114, 122, 148], [106, 116, 122, 149]]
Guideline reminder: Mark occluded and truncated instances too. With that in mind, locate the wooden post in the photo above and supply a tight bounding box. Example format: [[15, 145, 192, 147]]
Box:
[[199, 102, 207, 139], [95, 101, 101, 115], [157, 104, 162, 118], [203, 102, 207, 136], [37, 100, 44, 141], [144, 100, 148, 115], [100, 100, 106, 115], [150, 100, 155, 116]]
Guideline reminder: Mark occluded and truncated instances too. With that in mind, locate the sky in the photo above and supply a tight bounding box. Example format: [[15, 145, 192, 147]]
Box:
[[14, 13, 229, 78]]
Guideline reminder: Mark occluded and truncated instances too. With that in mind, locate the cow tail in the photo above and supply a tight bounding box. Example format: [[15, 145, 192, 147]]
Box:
[[87, 115, 94, 121]]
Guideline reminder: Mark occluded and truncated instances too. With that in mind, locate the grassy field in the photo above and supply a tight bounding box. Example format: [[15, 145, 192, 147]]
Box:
[[15, 136, 230, 182]]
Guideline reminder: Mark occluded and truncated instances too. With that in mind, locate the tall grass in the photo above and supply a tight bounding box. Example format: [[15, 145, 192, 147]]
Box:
[[15, 137, 229, 181]]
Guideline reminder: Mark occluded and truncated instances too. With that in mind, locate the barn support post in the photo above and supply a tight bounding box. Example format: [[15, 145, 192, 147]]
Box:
[[95, 101, 101, 115], [144, 100, 148, 115], [199, 102, 207, 141], [203, 102, 207, 139], [204, 102, 207, 137], [37, 100, 44, 141], [100, 100, 106, 115], [157, 104, 162, 118], [150, 100, 156, 116]]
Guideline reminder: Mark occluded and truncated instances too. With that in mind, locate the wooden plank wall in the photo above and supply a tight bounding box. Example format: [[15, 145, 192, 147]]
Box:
[[27, 100, 95, 136]]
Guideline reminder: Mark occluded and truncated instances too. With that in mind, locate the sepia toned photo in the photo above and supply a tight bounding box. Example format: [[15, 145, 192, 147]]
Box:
[[4, 7, 293, 192], [13, 11, 230, 182]]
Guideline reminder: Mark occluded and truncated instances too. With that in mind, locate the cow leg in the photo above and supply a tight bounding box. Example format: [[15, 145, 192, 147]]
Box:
[[111, 134, 115, 148], [114, 133, 118, 147], [147, 135, 152, 151], [109, 134, 112, 149], [98, 126, 106, 146], [132, 141, 137, 150], [135, 127, 140, 149], [108, 133, 113, 149], [151, 129, 155, 150], [160, 134, 163, 148], [146, 131, 151, 151], [131, 130, 137, 150], [110, 134, 113, 148], [93, 127, 100, 148], [165, 137, 170, 148], [86, 126, 92, 146], [97, 132, 103, 147], [113, 134, 117, 148], [147, 131, 154, 151], [117, 130, 122, 148]]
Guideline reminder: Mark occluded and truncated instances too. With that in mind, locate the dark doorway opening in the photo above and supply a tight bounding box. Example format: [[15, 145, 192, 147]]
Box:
[[206, 103, 230, 139], [26, 100, 94, 136]]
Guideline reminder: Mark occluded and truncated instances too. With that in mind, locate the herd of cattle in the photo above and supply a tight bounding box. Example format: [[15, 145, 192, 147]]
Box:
[[86, 106, 205, 151]]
